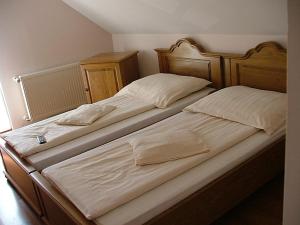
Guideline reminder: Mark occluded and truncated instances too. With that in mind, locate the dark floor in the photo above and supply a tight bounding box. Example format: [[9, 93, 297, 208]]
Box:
[[0, 158, 283, 225], [211, 175, 284, 225], [0, 159, 44, 225]]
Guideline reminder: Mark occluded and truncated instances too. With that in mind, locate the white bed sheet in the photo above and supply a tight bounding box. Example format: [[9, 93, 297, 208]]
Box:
[[42, 111, 257, 219], [27, 88, 214, 170], [95, 126, 285, 225]]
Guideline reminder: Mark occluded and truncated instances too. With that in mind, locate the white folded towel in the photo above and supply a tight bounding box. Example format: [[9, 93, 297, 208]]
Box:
[[128, 130, 209, 165], [56, 104, 116, 126]]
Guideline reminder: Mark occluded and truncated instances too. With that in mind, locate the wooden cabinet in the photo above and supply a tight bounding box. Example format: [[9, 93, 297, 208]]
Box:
[[80, 51, 139, 103]]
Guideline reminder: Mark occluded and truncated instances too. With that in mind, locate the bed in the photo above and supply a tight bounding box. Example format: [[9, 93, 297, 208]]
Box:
[[0, 38, 223, 216], [30, 41, 286, 225]]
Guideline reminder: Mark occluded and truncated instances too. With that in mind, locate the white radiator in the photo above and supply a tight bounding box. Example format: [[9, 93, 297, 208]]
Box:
[[15, 63, 87, 122]]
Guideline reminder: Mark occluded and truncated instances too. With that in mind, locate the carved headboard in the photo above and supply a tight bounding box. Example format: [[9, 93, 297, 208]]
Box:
[[155, 38, 223, 89], [224, 42, 287, 92]]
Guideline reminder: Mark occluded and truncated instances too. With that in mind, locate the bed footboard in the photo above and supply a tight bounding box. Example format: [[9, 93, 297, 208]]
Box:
[[0, 143, 42, 215], [31, 172, 95, 225], [145, 138, 285, 225], [30, 138, 284, 225]]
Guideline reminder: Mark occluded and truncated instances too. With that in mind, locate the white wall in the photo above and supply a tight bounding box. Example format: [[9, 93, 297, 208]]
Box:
[[63, 0, 287, 35], [0, 0, 113, 128], [113, 34, 287, 76], [283, 1, 300, 225]]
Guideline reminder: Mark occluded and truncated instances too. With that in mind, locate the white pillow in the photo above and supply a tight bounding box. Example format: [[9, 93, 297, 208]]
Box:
[[116, 73, 211, 108], [128, 130, 209, 166], [56, 104, 116, 126], [184, 86, 287, 135]]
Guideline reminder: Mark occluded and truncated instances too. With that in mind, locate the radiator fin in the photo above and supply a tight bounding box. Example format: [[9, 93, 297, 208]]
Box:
[[19, 63, 87, 122]]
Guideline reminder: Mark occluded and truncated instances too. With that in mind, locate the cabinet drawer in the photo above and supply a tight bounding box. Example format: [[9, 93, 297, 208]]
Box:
[[80, 51, 139, 103], [83, 66, 119, 102]]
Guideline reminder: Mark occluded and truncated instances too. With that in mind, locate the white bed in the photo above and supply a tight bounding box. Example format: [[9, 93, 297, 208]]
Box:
[[42, 108, 285, 224], [27, 88, 213, 170], [95, 125, 284, 225]]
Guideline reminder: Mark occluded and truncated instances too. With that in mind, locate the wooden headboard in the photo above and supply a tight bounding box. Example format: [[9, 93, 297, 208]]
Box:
[[224, 42, 287, 92], [155, 38, 223, 89]]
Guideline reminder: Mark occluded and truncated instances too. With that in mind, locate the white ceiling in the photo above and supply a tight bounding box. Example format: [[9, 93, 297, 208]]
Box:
[[63, 0, 287, 34]]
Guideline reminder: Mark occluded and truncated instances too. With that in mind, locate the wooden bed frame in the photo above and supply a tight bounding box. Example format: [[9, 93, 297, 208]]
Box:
[[0, 38, 223, 223], [144, 41, 287, 225], [25, 40, 287, 225], [0, 138, 43, 215], [223, 41, 286, 92], [155, 38, 223, 89]]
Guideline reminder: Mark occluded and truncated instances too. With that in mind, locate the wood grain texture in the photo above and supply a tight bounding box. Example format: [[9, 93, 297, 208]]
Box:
[[84, 64, 119, 102], [80, 51, 138, 64], [118, 53, 139, 88], [0, 147, 42, 216], [0, 160, 45, 225], [0, 138, 42, 215], [155, 38, 223, 89], [223, 42, 287, 92], [0, 138, 35, 173], [81, 51, 139, 103]]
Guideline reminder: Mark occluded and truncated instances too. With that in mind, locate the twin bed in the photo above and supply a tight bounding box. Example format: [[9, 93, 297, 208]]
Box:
[[0, 39, 286, 225], [14, 89, 214, 171]]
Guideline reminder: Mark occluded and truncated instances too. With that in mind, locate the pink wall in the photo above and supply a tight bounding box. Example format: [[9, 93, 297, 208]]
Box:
[[0, 0, 113, 128], [283, 1, 300, 225]]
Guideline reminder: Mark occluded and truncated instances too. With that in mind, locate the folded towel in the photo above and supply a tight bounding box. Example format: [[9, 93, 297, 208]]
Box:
[[128, 130, 209, 166], [56, 104, 116, 126]]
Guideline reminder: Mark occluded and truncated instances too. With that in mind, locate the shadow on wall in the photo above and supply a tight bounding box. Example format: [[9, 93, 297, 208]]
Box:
[[0, 84, 11, 132], [138, 50, 160, 76]]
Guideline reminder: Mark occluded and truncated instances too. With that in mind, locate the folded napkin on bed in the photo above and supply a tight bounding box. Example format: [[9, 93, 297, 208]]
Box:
[[56, 104, 116, 126], [128, 130, 209, 165]]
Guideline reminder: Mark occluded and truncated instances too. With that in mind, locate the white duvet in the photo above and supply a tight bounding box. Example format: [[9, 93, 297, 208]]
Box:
[[2, 95, 154, 157], [42, 112, 258, 220]]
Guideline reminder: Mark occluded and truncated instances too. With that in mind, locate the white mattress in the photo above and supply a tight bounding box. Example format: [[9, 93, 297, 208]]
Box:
[[43, 111, 257, 219], [27, 88, 214, 170], [95, 126, 285, 225]]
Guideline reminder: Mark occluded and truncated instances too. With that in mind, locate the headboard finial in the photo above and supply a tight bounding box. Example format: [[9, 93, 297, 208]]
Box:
[[168, 38, 206, 53], [224, 41, 287, 92]]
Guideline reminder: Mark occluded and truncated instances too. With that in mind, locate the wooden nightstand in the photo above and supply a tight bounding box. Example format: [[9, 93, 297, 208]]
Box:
[[80, 51, 139, 103]]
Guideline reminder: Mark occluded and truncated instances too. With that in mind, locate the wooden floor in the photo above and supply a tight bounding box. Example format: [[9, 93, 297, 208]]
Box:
[[0, 158, 283, 225]]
